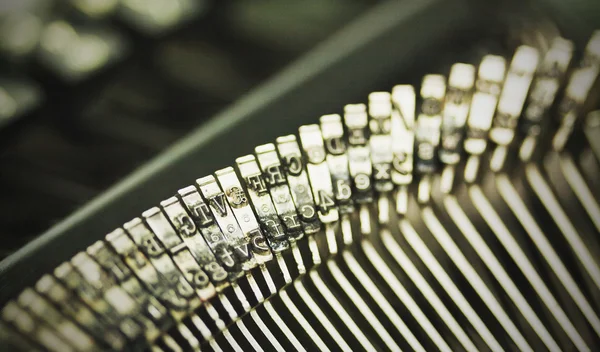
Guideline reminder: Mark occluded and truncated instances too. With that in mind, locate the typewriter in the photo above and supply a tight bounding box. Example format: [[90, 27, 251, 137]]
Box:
[[1, 0, 599, 351]]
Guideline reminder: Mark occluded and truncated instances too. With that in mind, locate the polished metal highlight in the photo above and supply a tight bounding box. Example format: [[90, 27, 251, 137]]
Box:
[[415, 74, 446, 174], [440, 64, 475, 165], [320, 114, 354, 215], [106, 228, 188, 317], [298, 124, 339, 223], [214, 167, 273, 264], [255, 144, 305, 242], [415, 74, 447, 202], [343, 104, 374, 205], [124, 218, 201, 312], [368, 92, 394, 193], [275, 135, 322, 235], [196, 175, 258, 271], [235, 155, 291, 253], [320, 114, 356, 245], [464, 54, 507, 182], [520, 37, 574, 160], [143, 207, 217, 301], [177, 185, 245, 281], [439, 64, 475, 193], [299, 124, 339, 254], [160, 197, 230, 291], [465, 55, 507, 154], [490, 46, 540, 147]]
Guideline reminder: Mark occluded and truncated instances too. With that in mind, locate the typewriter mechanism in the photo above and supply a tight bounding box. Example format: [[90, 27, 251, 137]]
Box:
[[1, 1, 600, 351]]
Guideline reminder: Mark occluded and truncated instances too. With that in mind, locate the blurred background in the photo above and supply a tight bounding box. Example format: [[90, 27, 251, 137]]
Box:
[[0, 0, 379, 260]]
